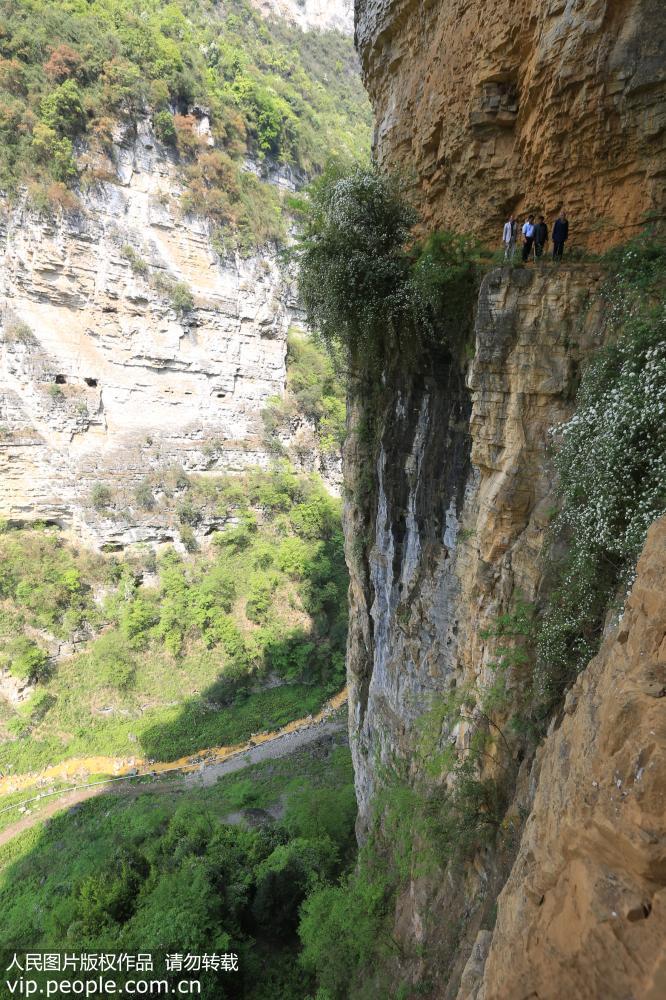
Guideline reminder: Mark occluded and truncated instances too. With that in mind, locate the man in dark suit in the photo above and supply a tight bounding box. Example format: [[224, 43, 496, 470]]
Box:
[[552, 211, 569, 261]]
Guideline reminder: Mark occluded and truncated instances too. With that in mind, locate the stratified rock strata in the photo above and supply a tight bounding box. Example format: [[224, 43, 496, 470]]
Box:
[[0, 123, 299, 546]]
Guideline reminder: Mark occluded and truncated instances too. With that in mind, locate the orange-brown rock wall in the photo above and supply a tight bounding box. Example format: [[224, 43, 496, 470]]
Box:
[[355, 0, 666, 248], [475, 516, 666, 1000]]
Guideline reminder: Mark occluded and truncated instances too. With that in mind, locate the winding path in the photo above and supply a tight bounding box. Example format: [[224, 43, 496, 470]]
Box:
[[0, 691, 348, 848]]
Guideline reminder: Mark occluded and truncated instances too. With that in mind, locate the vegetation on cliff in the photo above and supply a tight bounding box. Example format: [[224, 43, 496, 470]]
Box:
[[0, 0, 370, 245], [261, 326, 346, 458], [296, 165, 479, 372], [0, 466, 347, 773], [535, 233, 666, 719], [0, 745, 356, 999]]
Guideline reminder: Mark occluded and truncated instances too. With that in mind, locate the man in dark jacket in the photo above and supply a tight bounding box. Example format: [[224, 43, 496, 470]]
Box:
[[552, 211, 569, 261], [534, 216, 548, 258]]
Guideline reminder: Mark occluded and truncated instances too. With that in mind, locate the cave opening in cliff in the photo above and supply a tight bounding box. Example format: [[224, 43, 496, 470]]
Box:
[[54, 374, 66, 384], [84, 377, 98, 387]]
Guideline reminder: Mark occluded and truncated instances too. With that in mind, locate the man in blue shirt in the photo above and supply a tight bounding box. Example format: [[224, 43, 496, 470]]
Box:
[[552, 211, 569, 261], [521, 215, 535, 262]]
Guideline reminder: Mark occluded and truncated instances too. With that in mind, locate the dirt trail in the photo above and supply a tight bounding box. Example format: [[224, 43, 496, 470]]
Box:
[[0, 691, 348, 847]]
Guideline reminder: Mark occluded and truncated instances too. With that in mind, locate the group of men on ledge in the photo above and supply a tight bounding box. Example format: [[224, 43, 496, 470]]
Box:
[[502, 211, 569, 262]]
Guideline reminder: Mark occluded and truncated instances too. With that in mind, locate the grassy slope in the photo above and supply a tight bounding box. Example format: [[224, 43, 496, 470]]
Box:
[[0, 466, 347, 774]]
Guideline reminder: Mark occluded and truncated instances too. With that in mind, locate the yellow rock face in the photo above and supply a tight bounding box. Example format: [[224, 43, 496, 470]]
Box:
[[356, 0, 666, 248], [477, 516, 666, 1000]]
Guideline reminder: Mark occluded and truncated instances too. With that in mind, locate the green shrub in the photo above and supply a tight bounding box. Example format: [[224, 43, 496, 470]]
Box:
[[153, 109, 176, 145], [120, 598, 159, 650], [179, 525, 198, 553], [176, 499, 200, 526], [296, 165, 478, 373], [252, 837, 337, 938], [40, 79, 86, 137], [87, 630, 136, 690], [121, 246, 149, 276], [296, 165, 416, 369], [246, 572, 278, 624], [90, 483, 113, 511], [299, 864, 390, 999], [4, 636, 49, 682], [133, 479, 155, 510], [170, 282, 194, 316]]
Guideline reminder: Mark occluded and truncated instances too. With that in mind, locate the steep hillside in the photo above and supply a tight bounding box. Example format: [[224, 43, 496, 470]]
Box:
[[0, 0, 370, 544]]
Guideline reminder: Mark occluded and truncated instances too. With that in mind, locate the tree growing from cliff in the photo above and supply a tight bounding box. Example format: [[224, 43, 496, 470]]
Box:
[[296, 164, 417, 370], [296, 165, 478, 375]]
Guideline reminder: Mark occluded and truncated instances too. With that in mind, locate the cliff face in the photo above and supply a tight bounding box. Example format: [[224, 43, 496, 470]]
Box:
[[345, 265, 612, 992], [251, 0, 353, 33], [355, 0, 666, 248], [347, 2, 665, 994], [347, 264, 605, 832], [473, 515, 666, 1000], [0, 121, 307, 547]]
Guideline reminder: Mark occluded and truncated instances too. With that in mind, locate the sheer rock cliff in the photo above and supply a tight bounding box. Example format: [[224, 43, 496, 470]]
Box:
[[0, 120, 323, 548], [347, 0, 666, 994], [252, 0, 353, 33], [355, 0, 666, 248], [472, 515, 666, 1000]]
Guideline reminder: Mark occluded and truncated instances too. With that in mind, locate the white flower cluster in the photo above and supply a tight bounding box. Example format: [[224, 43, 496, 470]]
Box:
[[536, 236, 666, 709]]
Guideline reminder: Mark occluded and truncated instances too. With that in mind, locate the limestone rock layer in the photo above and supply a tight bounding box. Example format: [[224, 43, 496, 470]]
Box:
[[0, 124, 299, 547]]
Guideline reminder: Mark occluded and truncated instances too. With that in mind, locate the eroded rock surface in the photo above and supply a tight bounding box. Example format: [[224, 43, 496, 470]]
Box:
[[355, 0, 666, 247], [251, 0, 353, 33], [476, 516, 666, 1000], [0, 122, 303, 546], [347, 264, 605, 832]]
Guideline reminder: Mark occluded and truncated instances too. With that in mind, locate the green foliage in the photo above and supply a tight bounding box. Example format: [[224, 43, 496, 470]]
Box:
[[0, 528, 101, 640], [296, 165, 478, 373], [299, 857, 390, 999], [132, 478, 155, 509], [121, 245, 149, 276], [169, 280, 194, 315], [535, 233, 666, 720], [0, 750, 355, 996], [0, 467, 347, 774], [85, 631, 136, 690], [89, 483, 113, 511], [296, 165, 416, 369], [262, 328, 346, 456], [40, 79, 86, 136], [0, 0, 371, 249], [409, 230, 480, 344], [153, 108, 176, 144], [2, 636, 49, 682]]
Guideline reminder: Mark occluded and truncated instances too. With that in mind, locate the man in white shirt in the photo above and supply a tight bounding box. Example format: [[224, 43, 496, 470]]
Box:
[[502, 215, 517, 260], [521, 215, 536, 262]]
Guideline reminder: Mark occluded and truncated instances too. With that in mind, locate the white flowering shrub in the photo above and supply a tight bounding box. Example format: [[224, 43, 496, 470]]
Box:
[[295, 165, 477, 373], [535, 235, 666, 717]]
